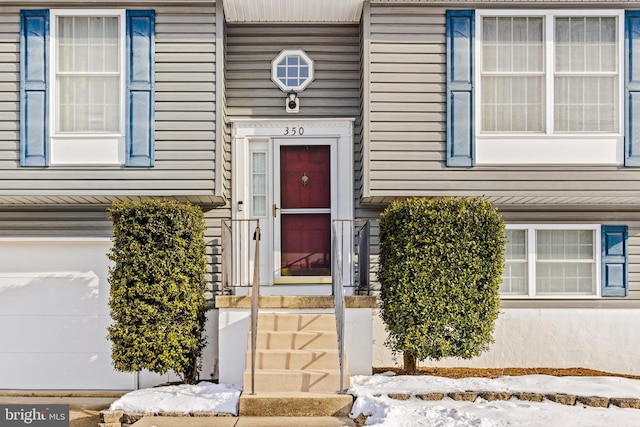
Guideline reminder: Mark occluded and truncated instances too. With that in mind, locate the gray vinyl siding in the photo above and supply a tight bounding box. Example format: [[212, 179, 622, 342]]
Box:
[[225, 24, 360, 120], [204, 204, 230, 297], [0, 207, 111, 237], [365, 4, 445, 200], [211, 7, 229, 295], [357, 4, 369, 203], [220, 16, 232, 201], [0, 4, 218, 201], [365, 3, 640, 205]]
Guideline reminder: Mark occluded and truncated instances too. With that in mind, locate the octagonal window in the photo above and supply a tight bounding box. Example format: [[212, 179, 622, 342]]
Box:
[[271, 50, 314, 92]]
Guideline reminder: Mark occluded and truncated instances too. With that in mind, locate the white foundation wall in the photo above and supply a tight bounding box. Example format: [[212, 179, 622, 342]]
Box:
[[373, 308, 640, 376], [217, 308, 373, 386]]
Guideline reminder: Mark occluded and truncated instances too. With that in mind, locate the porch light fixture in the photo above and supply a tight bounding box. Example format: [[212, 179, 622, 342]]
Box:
[[271, 49, 314, 113], [286, 92, 299, 113]]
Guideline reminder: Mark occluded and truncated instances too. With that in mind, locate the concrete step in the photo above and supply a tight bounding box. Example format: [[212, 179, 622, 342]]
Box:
[[257, 313, 337, 332], [235, 417, 356, 427], [243, 369, 350, 393], [239, 391, 353, 417], [248, 349, 345, 370], [131, 417, 236, 427], [254, 331, 339, 350]]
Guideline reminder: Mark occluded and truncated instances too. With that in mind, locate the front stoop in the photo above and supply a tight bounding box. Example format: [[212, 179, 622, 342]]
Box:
[[240, 312, 353, 418], [234, 416, 356, 426]]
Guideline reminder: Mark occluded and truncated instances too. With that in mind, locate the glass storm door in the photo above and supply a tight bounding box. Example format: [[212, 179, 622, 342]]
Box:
[[276, 144, 331, 278]]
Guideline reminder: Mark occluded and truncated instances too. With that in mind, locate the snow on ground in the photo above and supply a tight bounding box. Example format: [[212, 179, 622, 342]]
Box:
[[349, 373, 640, 427], [350, 395, 640, 427], [108, 374, 640, 426], [350, 372, 640, 399], [109, 382, 241, 415]]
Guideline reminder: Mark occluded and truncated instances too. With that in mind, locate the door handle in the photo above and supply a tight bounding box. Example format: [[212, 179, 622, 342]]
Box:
[[273, 204, 279, 218]]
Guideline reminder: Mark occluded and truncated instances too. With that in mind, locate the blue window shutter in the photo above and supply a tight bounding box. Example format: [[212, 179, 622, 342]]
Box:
[[20, 10, 48, 167], [126, 10, 155, 167], [601, 225, 628, 297], [446, 10, 474, 167], [626, 11, 640, 166]]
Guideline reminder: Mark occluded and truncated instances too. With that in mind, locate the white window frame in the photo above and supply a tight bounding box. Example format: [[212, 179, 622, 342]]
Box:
[[503, 224, 602, 299], [271, 49, 315, 92], [249, 147, 270, 219], [475, 10, 624, 165], [49, 9, 126, 166]]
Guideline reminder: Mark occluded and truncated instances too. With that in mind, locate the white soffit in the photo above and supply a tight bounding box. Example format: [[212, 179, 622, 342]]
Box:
[[223, 0, 364, 23]]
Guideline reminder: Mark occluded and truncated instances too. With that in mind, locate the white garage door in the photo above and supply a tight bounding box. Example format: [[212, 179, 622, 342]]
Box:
[[0, 239, 134, 389]]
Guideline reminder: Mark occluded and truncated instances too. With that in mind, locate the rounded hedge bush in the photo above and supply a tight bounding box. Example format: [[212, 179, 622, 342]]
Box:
[[107, 199, 207, 384], [378, 197, 505, 370]]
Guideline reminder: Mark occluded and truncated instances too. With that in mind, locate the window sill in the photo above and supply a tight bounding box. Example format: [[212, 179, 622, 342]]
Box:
[[50, 136, 125, 165], [476, 135, 623, 165]]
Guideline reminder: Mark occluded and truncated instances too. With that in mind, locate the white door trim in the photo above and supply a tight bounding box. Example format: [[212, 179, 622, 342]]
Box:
[[232, 119, 354, 291]]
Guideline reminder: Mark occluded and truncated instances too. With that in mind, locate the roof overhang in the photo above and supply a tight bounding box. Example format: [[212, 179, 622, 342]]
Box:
[[223, 0, 364, 23]]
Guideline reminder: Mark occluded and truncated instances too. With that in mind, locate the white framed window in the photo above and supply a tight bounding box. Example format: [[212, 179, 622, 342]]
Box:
[[251, 151, 268, 217], [49, 9, 126, 165], [475, 10, 624, 164], [271, 50, 314, 92], [501, 224, 601, 298]]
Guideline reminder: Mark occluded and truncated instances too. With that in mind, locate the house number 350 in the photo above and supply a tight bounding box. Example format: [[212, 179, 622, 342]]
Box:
[[284, 127, 304, 136]]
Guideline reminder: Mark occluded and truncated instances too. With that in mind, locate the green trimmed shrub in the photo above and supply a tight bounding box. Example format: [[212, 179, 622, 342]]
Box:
[[107, 199, 207, 384], [378, 197, 505, 371]]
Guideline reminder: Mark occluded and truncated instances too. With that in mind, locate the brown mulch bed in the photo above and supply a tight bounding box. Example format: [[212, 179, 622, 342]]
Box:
[[374, 367, 640, 380]]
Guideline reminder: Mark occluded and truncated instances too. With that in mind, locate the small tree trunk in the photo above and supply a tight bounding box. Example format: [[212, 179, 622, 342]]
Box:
[[403, 352, 417, 374], [181, 356, 200, 385]]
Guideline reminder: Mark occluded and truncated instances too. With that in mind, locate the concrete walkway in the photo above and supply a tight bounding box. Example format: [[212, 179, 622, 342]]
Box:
[[0, 394, 122, 427], [3, 389, 640, 426], [0, 395, 357, 426], [131, 415, 355, 426]]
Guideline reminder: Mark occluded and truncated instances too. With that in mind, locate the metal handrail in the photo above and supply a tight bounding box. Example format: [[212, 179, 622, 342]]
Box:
[[331, 219, 371, 393], [222, 219, 369, 295], [220, 219, 261, 394], [221, 220, 232, 293], [221, 219, 260, 293], [357, 221, 371, 295], [331, 220, 348, 394], [224, 218, 369, 394], [250, 226, 260, 395]]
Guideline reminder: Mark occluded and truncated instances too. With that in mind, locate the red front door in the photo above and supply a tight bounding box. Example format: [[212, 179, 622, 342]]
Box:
[[279, 145, 331, 277]]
